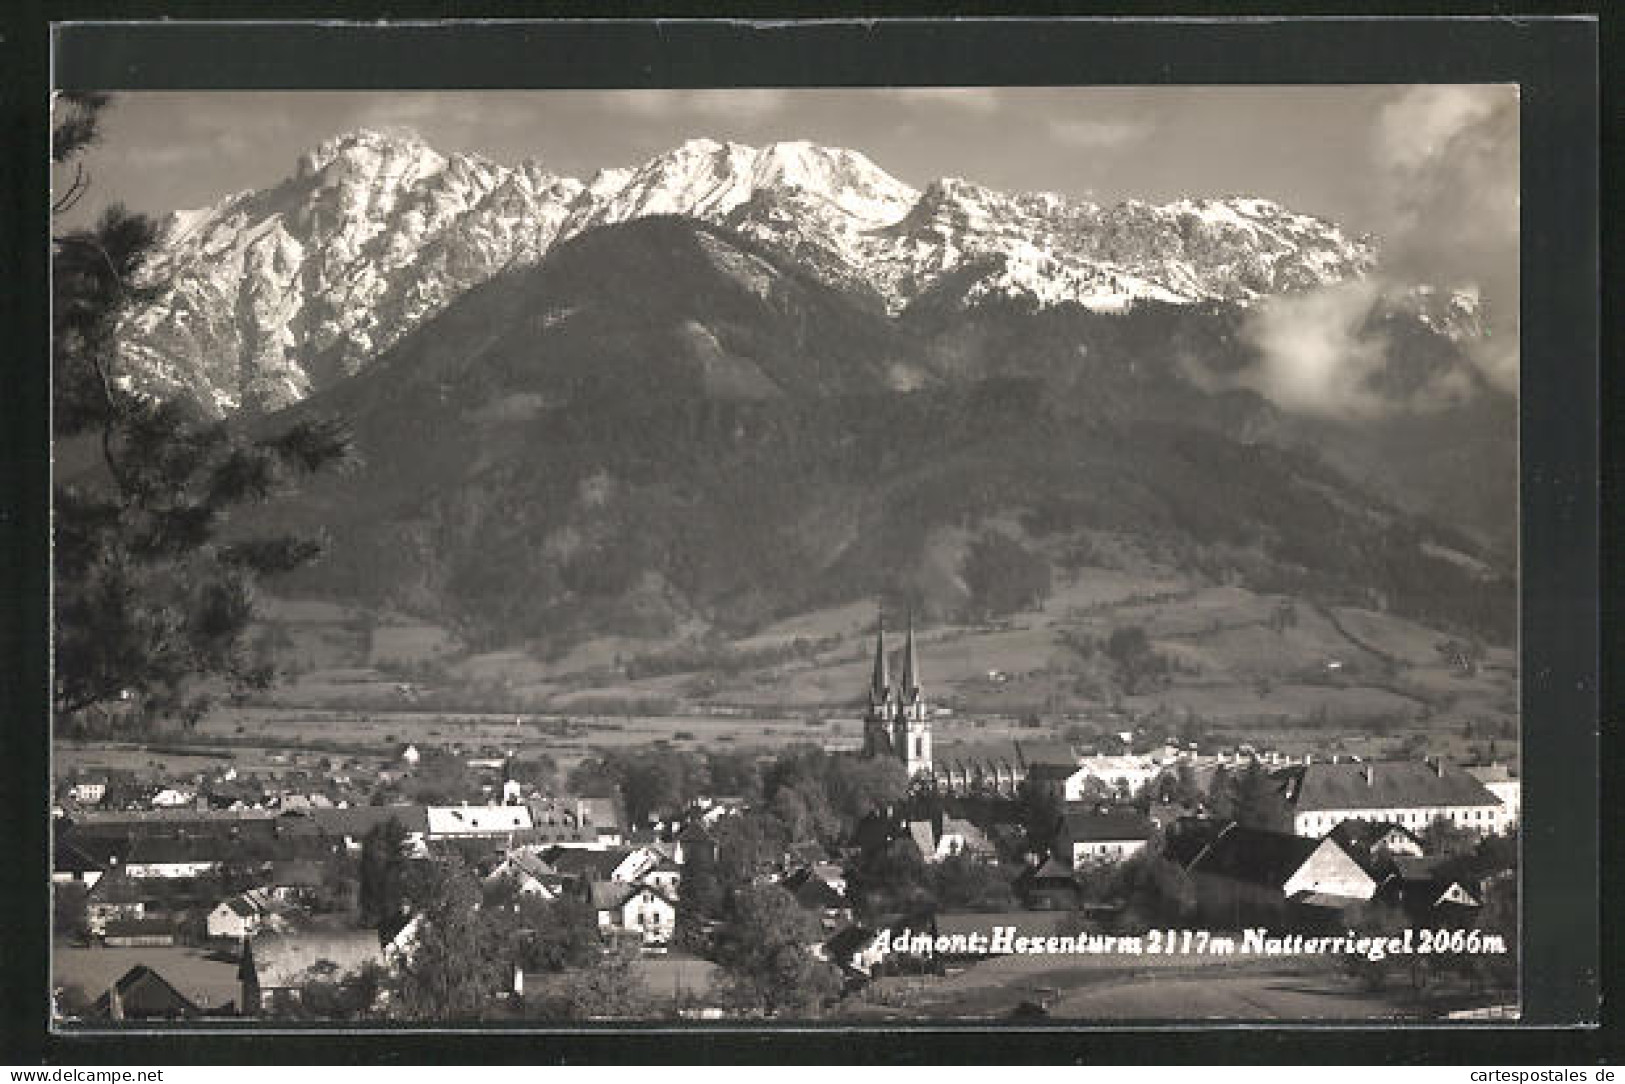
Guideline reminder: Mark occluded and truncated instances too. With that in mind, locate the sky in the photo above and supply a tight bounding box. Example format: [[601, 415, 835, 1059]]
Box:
[[57, 85, 1520, 399]]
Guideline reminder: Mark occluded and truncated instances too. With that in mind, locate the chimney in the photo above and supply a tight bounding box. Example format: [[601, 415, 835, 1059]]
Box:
[[1363, 765, 1374, 787], [1433, 759, 1445, 777]]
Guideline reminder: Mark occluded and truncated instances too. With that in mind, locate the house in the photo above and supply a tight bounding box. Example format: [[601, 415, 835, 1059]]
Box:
[[1465, 763, 1521, 825], [1324, 819, 1425, 859], [268, 859, 327, 903], [906, 820, 938, 861], [383, 914, 424, 967], [52, 840, 106, 890], [310, 805, 430, 851], [1053, 808, 1155, 868], [424, 804, 533, 840], [818, 925, 888, 978], [149, 787, 197, 809], [590, 881, 677, 947], [1015, 857, 1082, 910], [935, 817, 997, 863], [636, 857, 682, 897], [484, 849, 563, 899], [83, 868, 146, 935], [239, 929, 385, 1016], [1376, 855, 1484, 922], [1031, 754, 1163, 803], [102, 916, 176, 947], [548, 845, 662, 885], [68, 776, 109, 806], [1277, 759, 1507, 838], [90, 965, 200, 1021], [576, 796, 625, 846], [781, 863, 852, 930], [206, 895, 266, 940], [673, 821, 717, 867], [119, 834, 225, 879], [1186, 823, 1380, 930]]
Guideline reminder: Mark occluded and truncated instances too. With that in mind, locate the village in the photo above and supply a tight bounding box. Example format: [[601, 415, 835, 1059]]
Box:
[[50, 619, 1521, 1023]]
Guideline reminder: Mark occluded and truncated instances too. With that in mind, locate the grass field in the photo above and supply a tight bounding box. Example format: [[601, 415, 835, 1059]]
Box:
[[853, 953, 1417, 1021], [69, 558, 1516, 782]]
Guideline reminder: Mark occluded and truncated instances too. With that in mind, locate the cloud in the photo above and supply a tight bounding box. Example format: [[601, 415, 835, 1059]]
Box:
[[1047, 118, 1149, 150], [1371, 84, 1519, 393], [1236, 279, 1394, 420], [1225, 84, 1519, 418], [882, 87, 1004, 115], [614, 88, 791, 122]]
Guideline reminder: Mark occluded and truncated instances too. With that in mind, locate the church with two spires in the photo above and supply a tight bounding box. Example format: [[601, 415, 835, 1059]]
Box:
[[857, 610, 1077, 796], [861, 613, 934, 778]]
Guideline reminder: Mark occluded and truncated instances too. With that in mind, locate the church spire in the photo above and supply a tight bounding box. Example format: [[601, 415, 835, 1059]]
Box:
[[900, 609, 921, 702], [869, 608, 891, 704]]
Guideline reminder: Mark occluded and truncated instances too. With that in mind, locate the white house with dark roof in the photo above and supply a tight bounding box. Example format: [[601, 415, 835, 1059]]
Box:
[[590, 882, 677, 946], [1054, 808, 1155, 868], [424, 804, 533, 839], [1278, 759, 1506, 838], [1187, 823, 1380, 928], [1465, 763, 1520, 825]]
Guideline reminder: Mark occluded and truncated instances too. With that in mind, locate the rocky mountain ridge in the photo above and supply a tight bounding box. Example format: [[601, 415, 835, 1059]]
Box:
[[120, 129, 1389, 415]]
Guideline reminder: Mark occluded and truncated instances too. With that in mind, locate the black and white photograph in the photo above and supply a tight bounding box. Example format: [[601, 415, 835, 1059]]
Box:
[[47, 72, 1541, 1029]]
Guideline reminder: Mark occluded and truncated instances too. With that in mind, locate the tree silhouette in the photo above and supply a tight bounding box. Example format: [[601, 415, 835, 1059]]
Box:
[[51, 95, 352, 727]]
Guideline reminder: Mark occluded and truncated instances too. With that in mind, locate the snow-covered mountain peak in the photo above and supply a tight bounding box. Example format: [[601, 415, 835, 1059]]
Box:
[[118, 131, 1389, 416], [296, 128, 445, 181]]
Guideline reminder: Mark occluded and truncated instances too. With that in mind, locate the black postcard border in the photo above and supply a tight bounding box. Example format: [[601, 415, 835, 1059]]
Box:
[[3, 10, 1609, 1065]]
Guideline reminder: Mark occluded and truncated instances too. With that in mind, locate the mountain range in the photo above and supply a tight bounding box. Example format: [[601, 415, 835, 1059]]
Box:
[[121, 129, 1396, 416], [101, 130, 1515, 660]]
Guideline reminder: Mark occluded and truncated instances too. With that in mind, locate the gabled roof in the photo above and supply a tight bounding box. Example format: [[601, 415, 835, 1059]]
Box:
[[1028, 857, 1077, 881], [906, 821, 936, 856], [783, 866, 848, 909], [1058, 808, 1155, 842], [676, 819, 715, 842], [92, 965, 198, 1019], [310, 805, 430, 838], [1325, 819, 1424, 853], [939, 817, 994, 852], [588, 880, 638, 911], [1187, 823, 1320, 887], [1281, 761, 1502, 813], [246, 929, 384, 988], [220, 895, 262, 919], [550, 847, 631, 881], [425, 805, 533, 835], [85, 868, 144, 905], [824, 924, 882, 959], [269, 859, 326, 886], [54, 839, 105, 875]]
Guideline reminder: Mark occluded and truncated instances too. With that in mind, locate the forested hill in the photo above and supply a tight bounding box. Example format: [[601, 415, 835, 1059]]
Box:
[[231, 216, 1513, 654]]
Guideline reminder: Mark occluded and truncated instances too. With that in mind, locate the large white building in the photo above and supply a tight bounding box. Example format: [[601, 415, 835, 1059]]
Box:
[[1278, 760, 1507, 838]]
